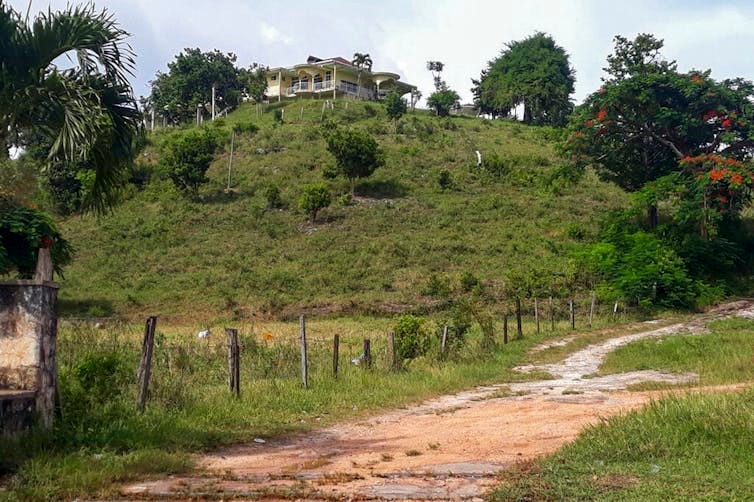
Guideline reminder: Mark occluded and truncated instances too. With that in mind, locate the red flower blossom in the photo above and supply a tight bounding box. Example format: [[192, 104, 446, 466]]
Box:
[[730, 173, 744, 185], [718, 196, 729, 204], [585, 119, 594, 127], [722, 118, 733, 129], [692, 74, 702, 83], [596, 110, 608, 121], [709, 169, 727, 181], [703, 110, 717, 121], [40, 236, 52, 248]]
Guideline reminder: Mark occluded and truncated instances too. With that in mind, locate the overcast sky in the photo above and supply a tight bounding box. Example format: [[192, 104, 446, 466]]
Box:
[[11, 0, 754, 104]]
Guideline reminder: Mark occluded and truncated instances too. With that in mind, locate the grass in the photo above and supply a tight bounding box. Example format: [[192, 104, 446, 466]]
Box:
[[490, 388, 754, 500], [596, 317, 754, 386], [0, 315, 587, 501], [54, 99, 627, 321]]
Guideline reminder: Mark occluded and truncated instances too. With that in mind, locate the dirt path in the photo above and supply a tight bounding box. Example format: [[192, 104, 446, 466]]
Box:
[[122, 300, 754, 501]]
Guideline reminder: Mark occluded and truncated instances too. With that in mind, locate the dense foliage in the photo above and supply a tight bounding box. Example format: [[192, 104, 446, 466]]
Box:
[[160, 128, 220, 193], [384, 91, 407, 121], [474, 32, 575, 125], [0, 3, 141, 214], [325, 128, 384, 194], [298, 183, 331, 223]]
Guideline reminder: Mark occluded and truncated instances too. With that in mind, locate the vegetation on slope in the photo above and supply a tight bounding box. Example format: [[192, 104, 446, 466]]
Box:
[[58, 100, 626, 320]]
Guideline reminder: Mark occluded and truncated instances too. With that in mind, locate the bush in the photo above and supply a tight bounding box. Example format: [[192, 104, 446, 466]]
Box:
[[298, 184, 331, 223], [263, 184, 283, 209], [325, 128, 384, 194], [233, 121, 259, 134], [427, 89, 460, 117], [437, 169, 453, 190], [72, 352, 130, 402], [384, 92, 407, 121], [422, 274, 452, 298], [160, 128, 219, 194], [0, 202, 73, 278], [394, 315, 431, 361]]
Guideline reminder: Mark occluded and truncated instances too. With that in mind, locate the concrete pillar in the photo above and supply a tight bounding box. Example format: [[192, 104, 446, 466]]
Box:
[[0, 280, 59, 429]]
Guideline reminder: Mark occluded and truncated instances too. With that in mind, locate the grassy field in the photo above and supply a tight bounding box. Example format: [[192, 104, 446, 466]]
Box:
[[56, 99, 627, 321], [597, 317, 754, 386], [1, 312, 632, 501], [490, 317, 754, 501]]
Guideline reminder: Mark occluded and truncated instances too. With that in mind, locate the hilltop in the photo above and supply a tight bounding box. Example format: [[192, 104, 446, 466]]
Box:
[[58, 100, 627, 320]]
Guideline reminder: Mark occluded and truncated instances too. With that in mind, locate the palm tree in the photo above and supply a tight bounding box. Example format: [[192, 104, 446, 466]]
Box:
[[351, 52, 373, 100], [1, 3, 141, 213]]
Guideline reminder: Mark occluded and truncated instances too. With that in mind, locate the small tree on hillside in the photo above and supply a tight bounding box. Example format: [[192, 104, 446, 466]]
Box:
[[298, 184, 331, 223], [161, 128, 219, 194], [426, 60, 460, 116], [325, 128, 384, 195], [385, 91, 407, 122]]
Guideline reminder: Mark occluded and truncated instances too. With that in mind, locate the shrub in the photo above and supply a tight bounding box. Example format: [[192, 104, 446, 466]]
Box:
[[422, 274, 452, 298], [384, 91, 407, 121], [460, 271, 480, 292], [427, 89, 460, 117], [394, 315, 431, 361], [437, 169, 453, 190], [298, 184, 331, 223], [160, 128, 219, 194], [233, 121, 259, 134], [72, 352, 129, 402], [264, 184, 283, 209], [480, 153, 511, 177], [0, 202, 73, 278], [325, 128, 384, 194]]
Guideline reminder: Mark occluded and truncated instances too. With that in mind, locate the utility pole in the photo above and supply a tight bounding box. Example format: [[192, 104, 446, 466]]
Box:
[[211, 84, 216, 120], [226, 130, 235, 191]]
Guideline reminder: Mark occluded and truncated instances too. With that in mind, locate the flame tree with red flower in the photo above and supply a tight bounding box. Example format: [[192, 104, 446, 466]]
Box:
[[563, 34, 754, 230]]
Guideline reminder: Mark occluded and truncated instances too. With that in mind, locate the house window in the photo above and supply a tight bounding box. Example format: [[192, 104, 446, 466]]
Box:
[[325, 71, 332, 82], [270, 75, 277, 81]]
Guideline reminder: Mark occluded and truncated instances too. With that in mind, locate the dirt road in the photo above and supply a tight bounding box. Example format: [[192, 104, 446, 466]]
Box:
[[123, 300, 754, 501]]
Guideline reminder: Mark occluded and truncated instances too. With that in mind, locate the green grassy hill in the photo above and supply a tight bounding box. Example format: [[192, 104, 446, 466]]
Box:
[[58, 100, 627, 321]]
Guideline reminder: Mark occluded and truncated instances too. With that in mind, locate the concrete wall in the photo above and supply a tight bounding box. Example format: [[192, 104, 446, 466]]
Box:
[[0, 281, 59, 429]]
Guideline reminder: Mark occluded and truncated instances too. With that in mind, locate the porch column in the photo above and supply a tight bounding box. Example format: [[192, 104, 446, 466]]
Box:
[[333, 65, 337, 100], [278, 71, 282, 102]]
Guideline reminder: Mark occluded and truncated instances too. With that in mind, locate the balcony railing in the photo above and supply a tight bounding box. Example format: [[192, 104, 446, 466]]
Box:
[[283, 81, 374, 99]]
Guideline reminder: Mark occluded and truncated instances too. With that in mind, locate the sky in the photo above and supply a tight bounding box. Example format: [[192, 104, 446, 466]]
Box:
[[10, 0, 754, 105]]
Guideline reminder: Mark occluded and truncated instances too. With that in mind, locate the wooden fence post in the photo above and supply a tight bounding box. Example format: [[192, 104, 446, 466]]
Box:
[[441, 325, 449, 355], [550, 296, 555, 332], [226, 328, 240, 398], [333, 334, 340, 378], [300, 315, 308, 389], [363, 339, 372, 368], [515, 298, 523, 339], [613, 301, 619, 320], [388, 331, 398, 370], [589, 291, 596, 328], [136, 316, 157, 413], [569, 298, 575, 330], [534, 297, 540, 334], [503, 314, 509, 345]]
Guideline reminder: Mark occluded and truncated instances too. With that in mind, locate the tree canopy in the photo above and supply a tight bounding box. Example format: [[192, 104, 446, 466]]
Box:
[[149, 48, 242, 123], [1, 2, 141, 213], [474, 32, 575, 125]]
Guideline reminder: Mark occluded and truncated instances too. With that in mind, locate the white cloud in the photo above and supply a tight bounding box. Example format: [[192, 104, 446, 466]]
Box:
[[259, 22, 293, 46], [9, 0, 754, 104]]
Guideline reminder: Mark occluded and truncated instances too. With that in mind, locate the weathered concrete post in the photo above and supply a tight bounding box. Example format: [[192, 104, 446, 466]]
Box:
[[0, 279, 59, 430]]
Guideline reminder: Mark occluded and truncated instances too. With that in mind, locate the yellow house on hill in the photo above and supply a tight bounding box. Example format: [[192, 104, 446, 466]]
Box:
[[266, 55, 415, 101]]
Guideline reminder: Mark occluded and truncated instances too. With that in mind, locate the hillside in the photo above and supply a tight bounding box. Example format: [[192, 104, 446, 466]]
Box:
[[58, 100, 627, 320]]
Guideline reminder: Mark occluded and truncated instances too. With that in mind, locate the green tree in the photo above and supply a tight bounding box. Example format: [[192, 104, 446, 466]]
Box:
[[384, 91, 407, 121], [427, 89, 460, 117], [352, 52, 373, 99], [476, 32, 575, 125], [325, 128, 384, 195], [564, 34, 754, 228], [298, 184, 331, 223], [1, 3, 141, 213], [160, 128, 219, 194], [425, 60, 460, 116], [149, 48, 241, 123], [239, 63, 268, 102]]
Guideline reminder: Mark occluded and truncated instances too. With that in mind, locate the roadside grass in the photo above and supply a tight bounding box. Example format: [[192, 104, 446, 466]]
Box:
[[596, 317, 754, 386], [490, 388, 754, 501], [529, 314, 690, 365], [57, 99, 627, 320], [0, 313, 613, 501]]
